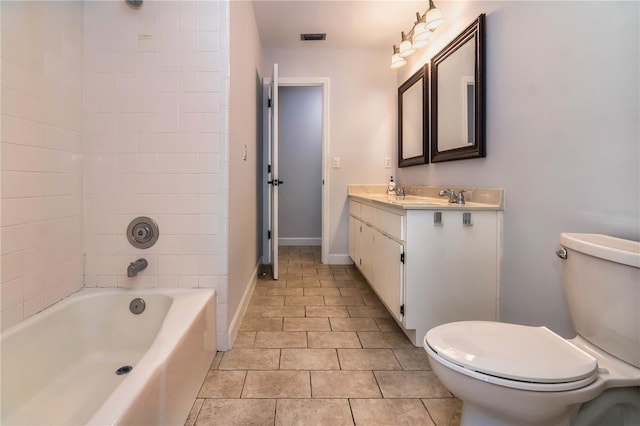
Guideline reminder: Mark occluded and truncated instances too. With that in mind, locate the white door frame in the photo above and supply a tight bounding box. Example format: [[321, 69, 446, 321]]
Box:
[[262, 76, 330, 265]]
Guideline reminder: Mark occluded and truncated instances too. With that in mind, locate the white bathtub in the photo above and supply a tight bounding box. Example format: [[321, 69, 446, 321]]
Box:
[[1, 288, 216, 425]]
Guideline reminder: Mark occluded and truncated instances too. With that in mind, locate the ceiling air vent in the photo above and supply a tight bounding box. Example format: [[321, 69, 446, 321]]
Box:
[[300, 33, 327, 41]]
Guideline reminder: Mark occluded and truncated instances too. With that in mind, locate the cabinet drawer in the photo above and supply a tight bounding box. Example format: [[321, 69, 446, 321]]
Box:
[[374, 208, 403, 240], [349, 201, 361, 219], [360, 204, 374, 224]]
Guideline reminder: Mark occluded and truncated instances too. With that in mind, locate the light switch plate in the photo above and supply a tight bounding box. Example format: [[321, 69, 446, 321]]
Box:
[[385, 157, 392, 168], [332, 157, 341, 168]]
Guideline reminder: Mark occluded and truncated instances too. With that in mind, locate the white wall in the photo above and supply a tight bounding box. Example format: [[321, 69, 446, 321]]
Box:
[[1, 1, 84, 329], [81, 1, 230, 345], [228, 0, 262, 348], [397, 1, 639, 336], [261, 48, 398, 263], [278, 86, 322, 244]]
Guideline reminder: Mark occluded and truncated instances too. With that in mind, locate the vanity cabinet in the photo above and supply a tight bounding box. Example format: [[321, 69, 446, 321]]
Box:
[[349, 198, 501, 346]]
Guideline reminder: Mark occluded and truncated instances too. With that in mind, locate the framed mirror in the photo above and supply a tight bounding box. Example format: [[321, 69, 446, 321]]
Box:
[[398, 64, 428, 167], [431, 14, 485, 163]]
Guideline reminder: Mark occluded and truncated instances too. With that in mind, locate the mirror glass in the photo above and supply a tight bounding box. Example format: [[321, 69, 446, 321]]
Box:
[[398, 65, 428, 167], [431, 14, 485, 162]]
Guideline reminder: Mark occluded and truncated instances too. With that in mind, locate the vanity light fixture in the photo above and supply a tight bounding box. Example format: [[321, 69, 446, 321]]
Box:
[[399, 31, 415, 57], [389, 0, 444, 69], [391, 45, 407, 69], [425, 0, 445, 31]]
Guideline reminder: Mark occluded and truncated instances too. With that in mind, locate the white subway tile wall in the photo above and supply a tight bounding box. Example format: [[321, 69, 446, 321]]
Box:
[[1, 1, 230, 343], [1, 1, 85, 329]]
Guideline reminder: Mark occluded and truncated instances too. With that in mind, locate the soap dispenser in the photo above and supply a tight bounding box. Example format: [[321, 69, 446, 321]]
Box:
[[387, 176, 396, 195]]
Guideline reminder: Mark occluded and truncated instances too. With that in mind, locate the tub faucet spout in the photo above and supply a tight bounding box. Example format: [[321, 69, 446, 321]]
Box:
[[127, 258, 148, 277]]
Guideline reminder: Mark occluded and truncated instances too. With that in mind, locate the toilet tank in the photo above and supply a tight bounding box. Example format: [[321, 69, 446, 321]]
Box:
[[561, 233, 640, 368]]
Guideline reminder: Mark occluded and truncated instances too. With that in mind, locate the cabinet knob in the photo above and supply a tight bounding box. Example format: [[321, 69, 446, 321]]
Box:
[[463, 212, 473, 226]]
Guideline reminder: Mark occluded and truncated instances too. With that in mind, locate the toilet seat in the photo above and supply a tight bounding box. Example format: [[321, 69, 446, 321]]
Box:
[[425, 321, 599, 392]]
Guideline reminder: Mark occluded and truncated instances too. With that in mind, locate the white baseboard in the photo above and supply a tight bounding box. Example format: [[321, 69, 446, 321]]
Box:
[[279, 237, 321, 246], [328, 253, 353, 265], [227, 261, 259, 350]]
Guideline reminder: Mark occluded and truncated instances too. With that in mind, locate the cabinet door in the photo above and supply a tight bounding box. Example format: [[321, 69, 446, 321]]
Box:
[[378, 233, 404, 322], [359, 223, 374, 283], [348, 216, 357, 262]]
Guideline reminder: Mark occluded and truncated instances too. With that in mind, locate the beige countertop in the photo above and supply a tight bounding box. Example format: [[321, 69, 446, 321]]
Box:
[[348, 185, 504, 211]]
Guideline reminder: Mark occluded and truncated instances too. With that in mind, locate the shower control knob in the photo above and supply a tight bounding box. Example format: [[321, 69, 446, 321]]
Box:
[[127, 217, 159, 249]]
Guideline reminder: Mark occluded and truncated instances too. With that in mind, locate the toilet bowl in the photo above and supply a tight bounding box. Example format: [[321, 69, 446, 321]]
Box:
[[423, 233, 640, 426]]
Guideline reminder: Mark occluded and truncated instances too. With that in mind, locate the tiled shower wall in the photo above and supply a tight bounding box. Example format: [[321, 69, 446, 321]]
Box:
[[1, 1, 230, 343], [82, 1, 230, 346], [1, 1, 85, 329]]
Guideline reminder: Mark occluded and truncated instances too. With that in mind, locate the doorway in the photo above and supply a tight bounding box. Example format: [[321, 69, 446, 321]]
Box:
[[278, 86, 322, 247], [261, 74, 329, 275]]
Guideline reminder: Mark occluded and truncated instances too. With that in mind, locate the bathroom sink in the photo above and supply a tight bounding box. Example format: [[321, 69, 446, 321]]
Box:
[[360, 194, 497, 208]]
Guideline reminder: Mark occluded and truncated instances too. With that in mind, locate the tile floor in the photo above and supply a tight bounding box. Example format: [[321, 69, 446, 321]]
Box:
[[186, 246, 462, 426]]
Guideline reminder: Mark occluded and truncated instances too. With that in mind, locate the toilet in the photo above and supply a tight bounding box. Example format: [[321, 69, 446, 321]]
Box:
[[424, 233, 640, 426]]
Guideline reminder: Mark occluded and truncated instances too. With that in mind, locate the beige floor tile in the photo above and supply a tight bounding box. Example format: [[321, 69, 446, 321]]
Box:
[[209, 351, 224, 370], [198, 370, 246, 398], [267, 288, 304, 296], [362, 294, 385, 307], [320, 280, 355, 288], [286, 280, 320, 288], [305, 306, 349, 318], [275, 399, 354, 426], [330, 317, 380, 331], [308, 331, 362, 348], [283, 317, 331, 331], [347, 306, 391, 318], [306, 271, 334, 279], [339, 287, 374, 296], [239, 317, 284, 331], [350, 399, 435, 426], [285, 295, 325, 305], [375, 371, 452, 398], [242, 370, 311, 398], [311, 371, 382, 398], [278, 273, 304, 281], [324, 296, 365, 305], [245, 305, 306, 318], [256, 281, 286, 289], [232, 331, 256, 348], [337, 349, 402, 370], [196, 399, 275, 426], [422, 398, 463, 426], [303, 287, 342, 296], [185, 398, 204, 426], [374, 317, 402, 332], [357, 331, 414, 348], [253, 331, 307, 349], [280, 348, 340, 370], [393, 348, 432, 370], [252, 287, 269, 296], [250, 295, 286, 306], [218, 349, 280, 370]]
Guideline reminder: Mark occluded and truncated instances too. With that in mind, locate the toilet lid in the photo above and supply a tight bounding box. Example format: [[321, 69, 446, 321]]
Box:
[[426, 321, 598, 384]]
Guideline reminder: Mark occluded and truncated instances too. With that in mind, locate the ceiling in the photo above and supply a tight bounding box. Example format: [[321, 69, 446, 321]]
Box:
[[252, 1, 430, 49]]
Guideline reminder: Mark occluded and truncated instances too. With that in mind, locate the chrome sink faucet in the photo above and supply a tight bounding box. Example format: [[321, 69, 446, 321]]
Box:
[[127, 258, 148, 277], [439, 189, 466, 205]]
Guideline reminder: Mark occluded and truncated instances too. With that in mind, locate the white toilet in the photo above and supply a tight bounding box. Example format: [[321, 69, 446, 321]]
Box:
[[424, 233, 640, 426]]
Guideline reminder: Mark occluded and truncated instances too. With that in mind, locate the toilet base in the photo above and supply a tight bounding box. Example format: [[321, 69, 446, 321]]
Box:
[[573, 387, 640, 426], [460, 403, 574, 426]]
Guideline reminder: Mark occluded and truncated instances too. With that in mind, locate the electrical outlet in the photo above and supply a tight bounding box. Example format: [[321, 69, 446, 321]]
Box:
[[243, 144, 247, 161], [385, 157, 392, 168], [332, 157, 341, 168]]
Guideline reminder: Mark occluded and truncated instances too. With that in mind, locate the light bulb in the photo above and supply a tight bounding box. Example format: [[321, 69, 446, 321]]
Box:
[[390, 45, 407, 69]]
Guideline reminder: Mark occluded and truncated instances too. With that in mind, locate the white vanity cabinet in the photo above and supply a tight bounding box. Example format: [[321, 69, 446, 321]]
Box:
[[349, 197, 501, 346]]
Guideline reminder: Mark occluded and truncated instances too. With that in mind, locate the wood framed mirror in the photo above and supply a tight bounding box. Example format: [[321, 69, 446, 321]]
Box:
[[431, 14, 486, 163], [398, 64, 428, 167]]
